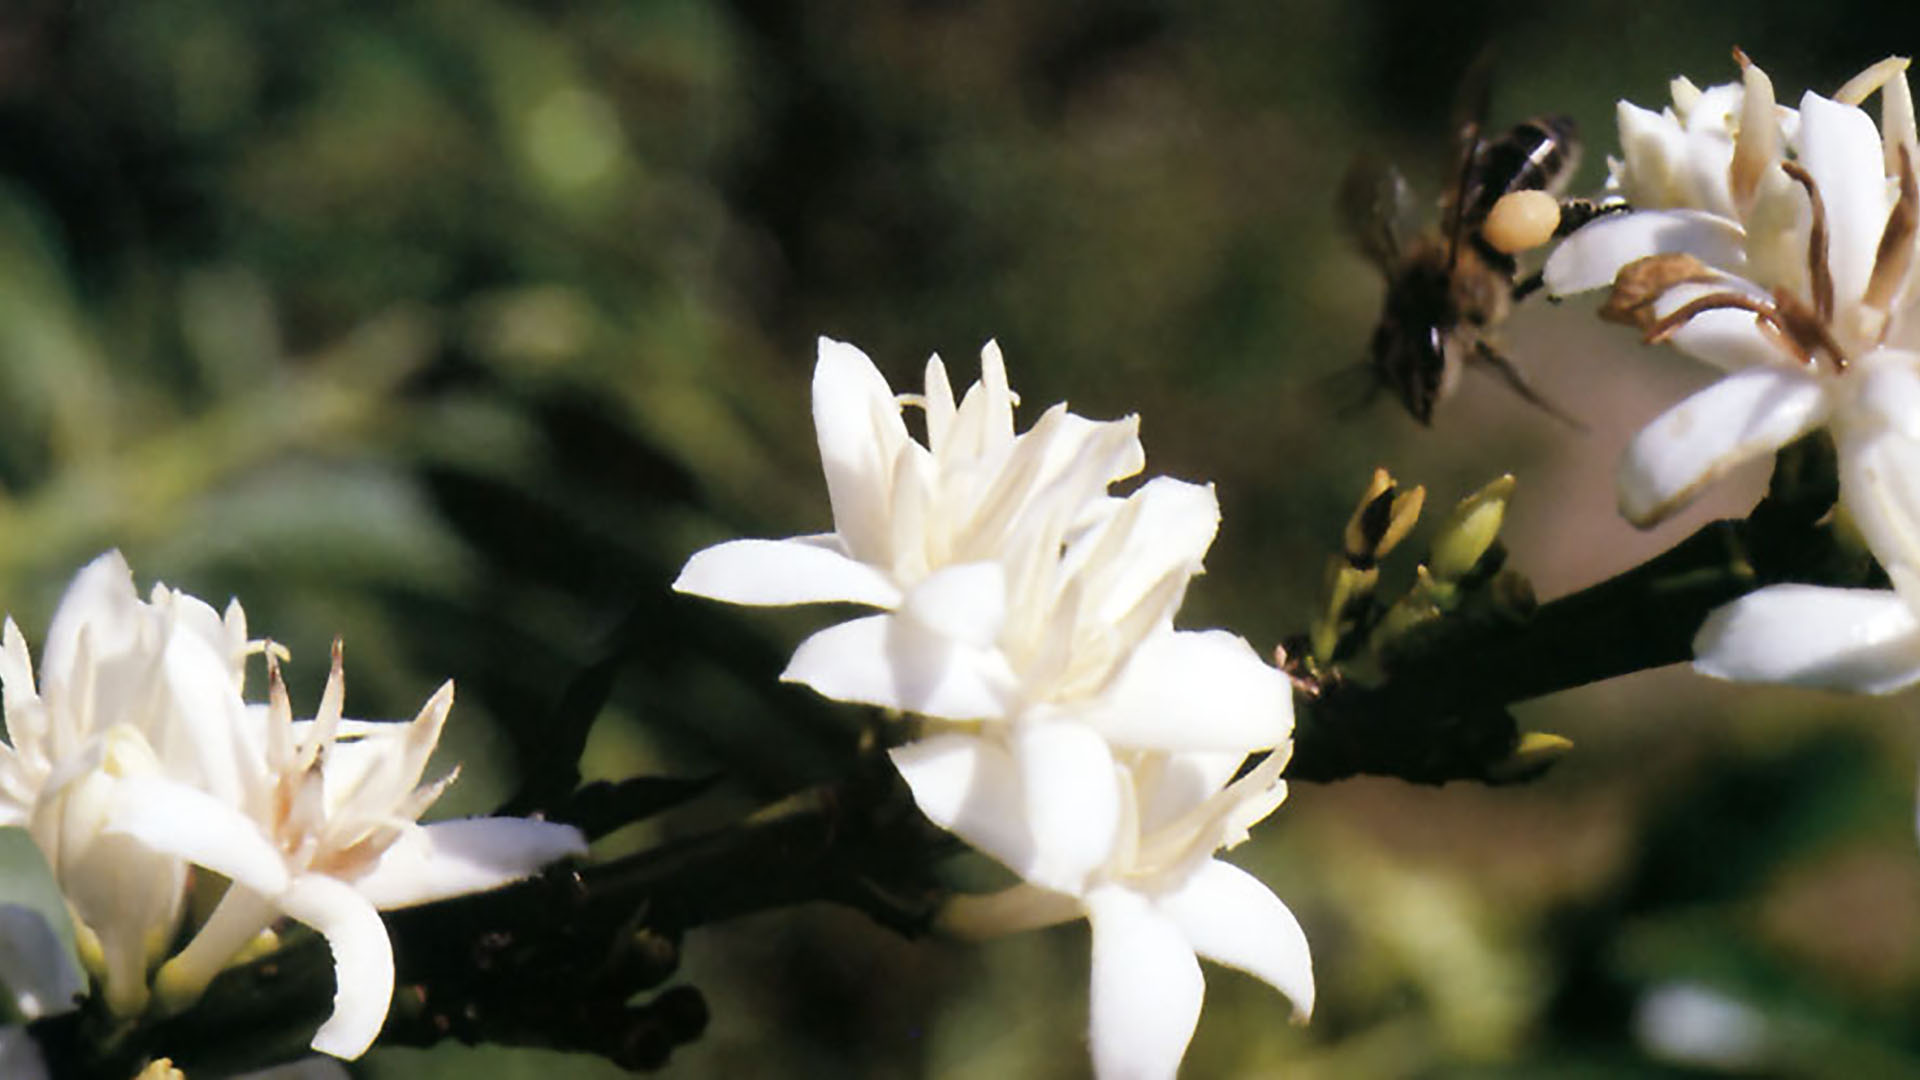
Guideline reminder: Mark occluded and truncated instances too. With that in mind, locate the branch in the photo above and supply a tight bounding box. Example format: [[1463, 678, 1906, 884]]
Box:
[[1285, 436, 1860, 783]]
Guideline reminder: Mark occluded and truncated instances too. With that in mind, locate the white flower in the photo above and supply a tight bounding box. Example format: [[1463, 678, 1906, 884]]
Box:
[[0, 553, 585, 1059], [898, 738, 1312, 1080], [674, 336, 1307, 1076], [675, 338, 1294, 889], [103, 643, 587, 1059], [0, 552, 251, 1017], [1546, 57, 1920, 692]]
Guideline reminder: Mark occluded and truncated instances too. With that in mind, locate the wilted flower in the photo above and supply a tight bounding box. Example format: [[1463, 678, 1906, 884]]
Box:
[[901, 739, 1312, 1079], [1547, 55, 1920, 692], [0, 553, 586, 1059]]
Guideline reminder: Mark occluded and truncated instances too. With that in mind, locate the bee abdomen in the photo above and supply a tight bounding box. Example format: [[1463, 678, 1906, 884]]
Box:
[[1462, 115, 1581, 223]]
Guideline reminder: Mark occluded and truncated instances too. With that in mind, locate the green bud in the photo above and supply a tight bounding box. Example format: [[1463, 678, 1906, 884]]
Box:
[[1377, 485, 1426, 561], [1343, 468, 1397, 564], [1343, 469, 1425, 566], [1430, 474, 1516, 584], [1312, 557, 1379, 662]]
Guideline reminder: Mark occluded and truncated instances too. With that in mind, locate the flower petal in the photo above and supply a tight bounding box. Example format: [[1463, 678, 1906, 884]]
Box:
[[1545, 209, 1748, 296], [671, 537, 903, 609], [1797, 91, 1893, 310], [0, 1025, 48, 1080], [1156, 859, 1314, 1020], [278, 874, 392, 1059], [1012, 722, 1122, 894], [0, 904, 81, 1020], [351, 817, 586, 910], [814, 337, 914, 565], [1086, 884, 1204, 1080], [935, 882, 1083, 939], [104, 776, 290, 897], [890, 733, 1036, 874], [1618, 367, 1830, 527], [899, 563, 1007, 648], [1837, 363, 1920, 581], [1077, 631, 1293, 753], [1693, 585, 1920, 694], [782, 613, 1017, 720]]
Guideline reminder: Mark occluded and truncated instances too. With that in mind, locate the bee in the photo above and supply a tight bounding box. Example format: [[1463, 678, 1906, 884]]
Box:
[[1340, 112, 1614, 426]]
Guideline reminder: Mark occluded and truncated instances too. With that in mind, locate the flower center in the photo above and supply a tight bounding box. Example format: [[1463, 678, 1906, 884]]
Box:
[[1633, 146, 1919, 373]]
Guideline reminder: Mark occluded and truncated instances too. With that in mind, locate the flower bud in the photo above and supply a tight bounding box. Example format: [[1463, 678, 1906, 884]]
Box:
[[1429, 475, 1516, 584]]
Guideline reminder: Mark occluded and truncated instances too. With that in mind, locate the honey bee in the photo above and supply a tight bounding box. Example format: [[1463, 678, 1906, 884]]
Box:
[[1340, 113, 1613, 426]]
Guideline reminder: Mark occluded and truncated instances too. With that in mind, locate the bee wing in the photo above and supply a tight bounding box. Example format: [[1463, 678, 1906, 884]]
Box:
[[1337, 153, 1416, 271], [1309, 358, 1387, 421], [1443, 47, 1498, 266]]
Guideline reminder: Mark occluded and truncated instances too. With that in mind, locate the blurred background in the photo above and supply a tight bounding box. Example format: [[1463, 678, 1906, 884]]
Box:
[[2, 1, 1920, 1075]]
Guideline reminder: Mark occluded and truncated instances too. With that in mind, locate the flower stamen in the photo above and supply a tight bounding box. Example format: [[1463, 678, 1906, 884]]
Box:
[[1780, 160, 1836, 325], [1864, 143, 1919, 321]]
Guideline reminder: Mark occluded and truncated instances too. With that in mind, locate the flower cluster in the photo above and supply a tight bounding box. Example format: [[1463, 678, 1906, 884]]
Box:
[[1546, 54, 1920, 693], [0, 553, 586, 1059], [675, 338, 1311, 1077]]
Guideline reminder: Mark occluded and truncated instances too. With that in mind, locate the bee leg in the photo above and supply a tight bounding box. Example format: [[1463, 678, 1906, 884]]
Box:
[[1553, 197, 1630, 238], [1511, 272, 1546, 304], [1510, 199, 1634, 305], [1468, 340, 1587, 431]]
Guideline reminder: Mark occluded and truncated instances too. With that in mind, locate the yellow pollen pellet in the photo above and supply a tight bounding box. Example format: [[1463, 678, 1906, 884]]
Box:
[[1483, 189, 1563, 254]]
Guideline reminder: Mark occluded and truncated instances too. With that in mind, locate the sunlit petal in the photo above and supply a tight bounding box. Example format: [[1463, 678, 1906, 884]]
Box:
[[1078, 631, 1293, 752], [672, 538, 903, 609], [1012, 723, 1122, 894], [1694, 585, 1920, 693], [1086, 884, 1203, 1080], [1157, 859, 1314, 1019], [1618, 367, 1830, 526], [278, 875, 392, 1059], [783, 614, 1016, 719], [1545, 209, 1748, 296], [352, 818, 586, 909]]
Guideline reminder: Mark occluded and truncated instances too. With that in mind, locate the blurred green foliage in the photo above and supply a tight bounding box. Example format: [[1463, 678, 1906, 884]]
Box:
[[3, 1, 1920, 1075]]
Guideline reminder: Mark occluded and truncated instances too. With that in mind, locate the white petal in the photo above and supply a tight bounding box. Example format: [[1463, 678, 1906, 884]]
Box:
[[936, 882, 1083, 939], [1544, 209, 1748, 296], [1838, 362, 1920, 582], [1011, 723, 1122, 894], [782, 614, 1017, 720], [0, 1026, 48, 1080], [1078, 631, 1293, 752], [1638, 280, 1798, 373], [105, 776, 291, 896], [899, 563, 1007, 648], [1618, 367, 1831, 527], [814, 337, 913, 565], [158, 628, 252, 806], [1086, 884, 1204, 1080], [671, 537, 903, 609], [0, 904, 81, 1020], [891, 733, 1037, 874], [1615, 101, 1691, 208], [351, 817, 586, 909], [278, 874, 393, 1059], [1156, 859, 1314, 1019], [1693, 585, 1920, 694], [40, 552, 140, 695], [1797, 91, 1893, 310], [1065, 480, 1219, 616], [1852, 355, 1920, 442]]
